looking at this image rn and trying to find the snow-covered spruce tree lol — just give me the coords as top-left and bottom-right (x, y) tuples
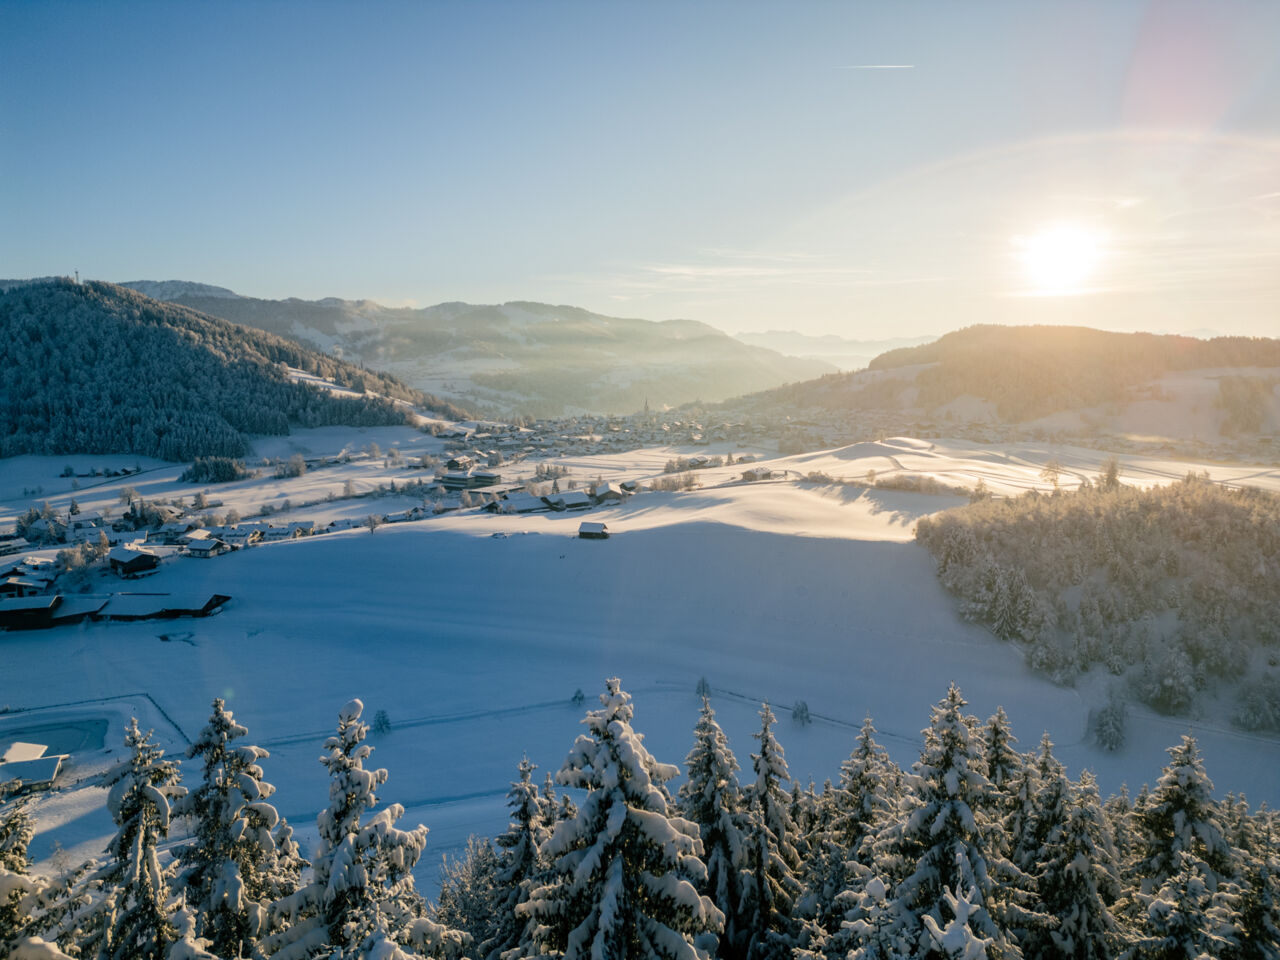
(1233, 808), (1280, 960)
(741, 703), (802, 960)
(0, 794), (34, 874)
(873, 684), (1033, 959)
(834, 716), (896, 861)
(799, 716), (899, 955)
(679, 696), (750, 960)
(540, 770), (579, 829)
(1021, 771), (1125, 960)
(1000, 757), (1041, 870)
(83, 718), (187, 960)
(175, 698), (292, 958)
(1009, 733), (1067, 876)
(435, 835), (502, 951)
(1102, 787), (1137, 883)
(1127, 850), (1239, 960)
(262, 698), (443, 960)
(982, 709), (1022, 801)
(520, 677), (722, 960)
(1, 795), (43, 949)
(15, 845), (99, 955)
(841, 874), (914, 960)
(479, 757), (548, 960)
(168, 901), (220, 960)
(1131, 736), (1233, 891)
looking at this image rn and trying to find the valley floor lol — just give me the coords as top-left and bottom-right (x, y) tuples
(2, 428), (1278, 894)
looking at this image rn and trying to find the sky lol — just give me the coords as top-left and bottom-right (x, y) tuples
(3, 0), (1279, 339)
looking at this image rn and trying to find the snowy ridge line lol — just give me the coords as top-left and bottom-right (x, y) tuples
(256, 697), (580, 749)
(0, 691), (191, 744)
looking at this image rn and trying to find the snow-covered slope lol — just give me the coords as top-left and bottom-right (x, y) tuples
(3, 430), (1277, 895)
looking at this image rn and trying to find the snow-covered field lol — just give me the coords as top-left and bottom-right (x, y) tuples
(3, 428), (1278, 895)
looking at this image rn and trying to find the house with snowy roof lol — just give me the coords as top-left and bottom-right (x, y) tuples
(68, 512), (104, 532)
(185, 537), (229, 558)
(591, 482), (629, 505)
(0, 741), (69, 792)
(384, 507), (427, 523)
(158, 520), (200, 544)
(493, 491), (548, 514)
(108, 545), (160, 577)
(544, 490), (593, 511)
(222, 529), (263, 550)
(0, 538), (32, 557)
(0, 577), (47, 599)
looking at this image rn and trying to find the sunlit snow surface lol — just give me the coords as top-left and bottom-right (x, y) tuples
(2, 429), (1277, 894)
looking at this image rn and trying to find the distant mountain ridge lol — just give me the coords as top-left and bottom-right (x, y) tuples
(119, 282), (836, 417)
(734, 329), (935, 371)
(121, 279), (243, 300)
(0, 279), (468, 461)
(739, 323), (1280, 442)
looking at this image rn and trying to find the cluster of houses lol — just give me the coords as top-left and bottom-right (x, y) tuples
(0, 556), (57, 599)
(483, 480), (635, 516)
(434, 413), (769, 462)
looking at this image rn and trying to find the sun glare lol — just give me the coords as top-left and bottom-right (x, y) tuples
(1013, 222), (1106, 295)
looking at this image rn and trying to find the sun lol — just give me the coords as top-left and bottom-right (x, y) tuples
(1013, 222), (1107, 295)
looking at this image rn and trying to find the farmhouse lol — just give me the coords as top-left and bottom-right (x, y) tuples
(591, 482), (630, 505)
(0, 595), (111, 630)
(578, 521), (609, 540)
(108, 545), (160, 577)
(544, 490), (592, 511)
(221, 529), (263, 550)
(0, 596), (62, 630)
(185, 538), (229, 558)
(0, 538), (32, 557)
(741, 466), (774, 482)
(384, 507), (427, 523)
(0, 742), (69, 792)
(158, 520), (199, 544)
(446, 455), (477, 471)
(68, 512), (104, 531)
(0, 577), (46, 599)
(105, 528), (149, 546)
(494, 491), (548, 514)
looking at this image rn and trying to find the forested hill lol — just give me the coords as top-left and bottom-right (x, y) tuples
(739, 324), (1280, 434)
(0, 279), (470, 461)
(120, 284), (836, 417)
(869, 324), (1280, 421)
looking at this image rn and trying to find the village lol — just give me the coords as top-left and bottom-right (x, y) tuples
(5, 387), (1273, 645)
(0, 409), (808, 656)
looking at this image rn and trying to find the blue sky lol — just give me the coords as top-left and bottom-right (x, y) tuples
(3, 1), (1279, 337)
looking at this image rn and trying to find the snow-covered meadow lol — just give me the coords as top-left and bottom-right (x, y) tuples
(2, 426), (1278, 893)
